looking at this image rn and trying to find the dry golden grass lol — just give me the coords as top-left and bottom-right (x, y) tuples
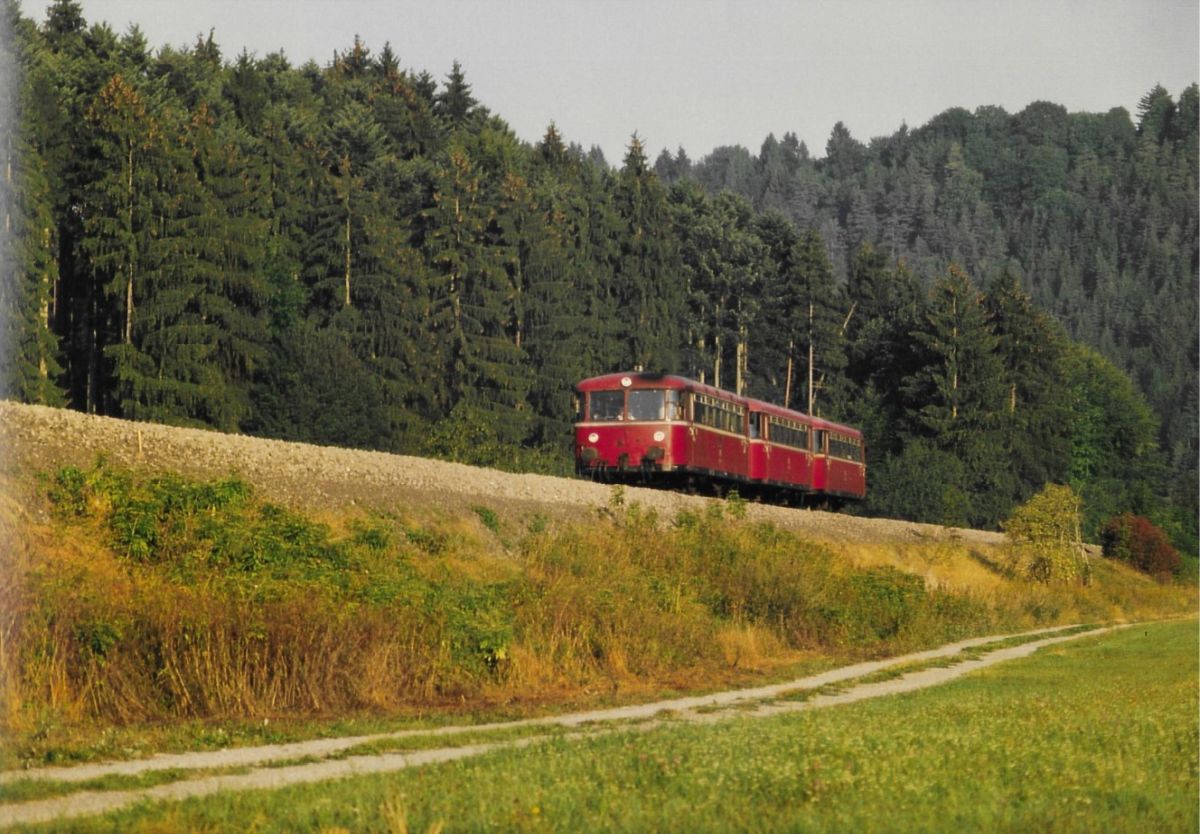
(824, 535), (1192, 627)
(714, 623), (786, 669)
(827, 539), (1010, 593)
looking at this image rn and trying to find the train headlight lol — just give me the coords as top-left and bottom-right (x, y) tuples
(653, 430), (665, 442)
(588, 432), (599, 443)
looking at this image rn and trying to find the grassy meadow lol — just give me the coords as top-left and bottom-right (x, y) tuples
(0, 462), (1193, 769)
(8, 619), (1195, 833)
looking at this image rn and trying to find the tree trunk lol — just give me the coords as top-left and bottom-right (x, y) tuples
(807, 303), (815, 415)
(784, 347), (793, 409)
(124, 141), (134, 344)
(735, 340), (744, 396)
(735, 332), (748, 397)
(343, 194), (352, 308)
(3, 131), (10, 234)
(950, 297), (958, 420)
(807, 336), (815, 415)
(38, 243), (51, 383)
(713, 333), (722, 390)
(87, 294), (98, 414)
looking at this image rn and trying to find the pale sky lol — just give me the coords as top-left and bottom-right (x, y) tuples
(52, 0), (1200, 162)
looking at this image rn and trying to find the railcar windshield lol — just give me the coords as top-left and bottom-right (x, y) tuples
(588, 390), (625, 421)
(628, 389), (666, 421)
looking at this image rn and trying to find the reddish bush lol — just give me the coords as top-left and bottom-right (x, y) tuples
(1099, 514), (1182, 581)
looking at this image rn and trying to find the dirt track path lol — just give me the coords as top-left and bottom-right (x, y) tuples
(0, 623), (1121, 828)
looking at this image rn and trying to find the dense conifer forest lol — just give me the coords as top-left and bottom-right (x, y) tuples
(1, 1), (1195, 547)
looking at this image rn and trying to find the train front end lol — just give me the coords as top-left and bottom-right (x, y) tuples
(573, 373), (686, 478)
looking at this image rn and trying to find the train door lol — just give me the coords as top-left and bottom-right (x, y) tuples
(812, 429), (828, 492)
(683, 391), (713, 473)
(746, 412), (764, 480)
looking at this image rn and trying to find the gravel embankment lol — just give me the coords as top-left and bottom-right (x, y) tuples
(0, 401), (1003, 546)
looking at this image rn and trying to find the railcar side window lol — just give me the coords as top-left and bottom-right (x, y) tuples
(749, 413), (760, 439)
(588, 390), (625, 421)
(693, 394), (745, 434)
(769, 418), (809, 450)
(829, 435), (863, 462)
(628, 389), (666, 421)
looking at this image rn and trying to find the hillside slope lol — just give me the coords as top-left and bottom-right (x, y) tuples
(0, 401), (1000, 547)
(3, 400), (1191, 775)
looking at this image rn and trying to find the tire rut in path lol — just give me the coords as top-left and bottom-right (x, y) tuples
(0, 623), (1120, 828)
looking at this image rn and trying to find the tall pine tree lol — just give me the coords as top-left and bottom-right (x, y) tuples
(903, 264), (1008, 525)
(611, 135), (682, 372)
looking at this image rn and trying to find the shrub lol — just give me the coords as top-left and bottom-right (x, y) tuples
(1099, 514), (1182, 581)
(1002, 484), (1089, 584)
(842, 567), (928, 641)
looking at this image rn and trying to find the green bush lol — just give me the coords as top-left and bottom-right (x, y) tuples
(842, 567), (928, 641)
(46, 465), (88, 517)
(1002, 484), (1089, 584)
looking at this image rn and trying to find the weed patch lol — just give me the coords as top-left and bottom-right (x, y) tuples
(1, 463), (1192, 766)
(469, 505), (501, 535)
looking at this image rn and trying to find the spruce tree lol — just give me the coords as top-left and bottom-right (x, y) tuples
(671, 187), (767, 394)
(1136, 84), (1175, 143)
(903, 264), (1008, 525)
(905, 266), (1000, 435)
(435, 60), (476, 128)
(421, 140), (530, 445)
(182, 107), (271, 429)
(611, 135), (682, 372)
(306, 97), (387, 313)
(984, 272), (1071, 501)
(42, 0), (84, 44)
(530, 123), (622, 388)
(2, 127), (67, 405)
(1, 8), (66, 404)
(754, 211), (847, 413)
(78, 73), (159, 416)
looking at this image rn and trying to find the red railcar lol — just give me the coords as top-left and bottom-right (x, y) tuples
(573, 372), (866, 504)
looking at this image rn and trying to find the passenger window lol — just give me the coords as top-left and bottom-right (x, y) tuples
(749, 414), (760, 439)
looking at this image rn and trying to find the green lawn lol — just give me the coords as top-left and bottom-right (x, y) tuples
(17, 620), (1199, 833)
